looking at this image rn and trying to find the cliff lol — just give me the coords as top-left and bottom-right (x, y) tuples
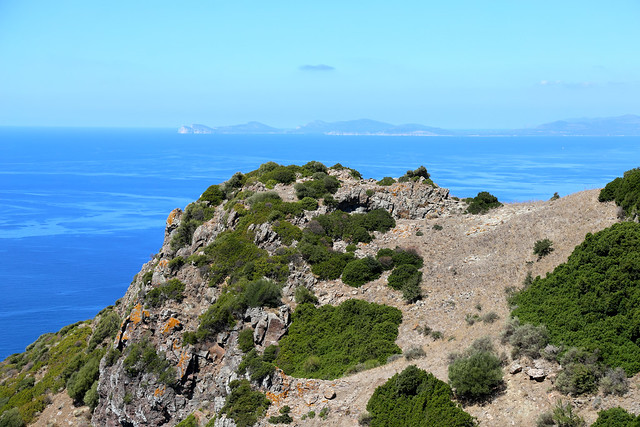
(1, 163), (639, 427)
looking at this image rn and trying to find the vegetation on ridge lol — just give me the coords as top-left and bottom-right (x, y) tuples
(512, 222), (640, 375)
(599, 168), (640, 218)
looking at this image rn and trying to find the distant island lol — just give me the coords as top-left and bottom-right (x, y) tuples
(179, 114), (640, 136)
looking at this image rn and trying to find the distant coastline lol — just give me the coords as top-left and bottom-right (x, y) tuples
(179, 114), (640, 137)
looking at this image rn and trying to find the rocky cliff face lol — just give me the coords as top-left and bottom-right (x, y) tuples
(91, 169), (457, 426)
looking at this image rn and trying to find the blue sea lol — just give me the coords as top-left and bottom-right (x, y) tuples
(1, 127), (639, 360)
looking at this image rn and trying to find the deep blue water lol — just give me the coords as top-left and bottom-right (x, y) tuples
(1, 127), (639, 360)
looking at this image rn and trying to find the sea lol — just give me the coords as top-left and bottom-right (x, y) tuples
(1, 127), (639, 360)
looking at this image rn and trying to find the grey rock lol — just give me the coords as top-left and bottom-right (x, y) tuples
(527, 368), (546, 381)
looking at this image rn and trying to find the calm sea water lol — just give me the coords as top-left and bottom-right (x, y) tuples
(1, 127), (639, 360)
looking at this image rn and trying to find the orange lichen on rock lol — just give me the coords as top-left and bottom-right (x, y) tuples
(129, 303), (149, 325)
(153, 386), (166, 398)
(167, 209), (179, 226)
(162, 317), (181, 334)
(158, 259), (168, 269)
(177, 350), (190, 378)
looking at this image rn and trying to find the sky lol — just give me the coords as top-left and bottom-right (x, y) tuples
(0, 1), (639, 129)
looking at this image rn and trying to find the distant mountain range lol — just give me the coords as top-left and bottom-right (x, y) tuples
(178, 115), (640, 136)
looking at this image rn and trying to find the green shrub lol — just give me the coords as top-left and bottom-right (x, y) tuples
(342, 257), (383, 287)
(398, 166), (431, 183)
(221, 379), (271, 427)
(84, 380), (99, 410)
(501, 318), (549, 359)
(537, 400), (585, 427)
(311, 252), (354, 280)
(377, 177), (396, 186)
(241, 279), (282, 308)
(298, 197), (319, 211)
(294, 287), (318, 305)
(366, 365), (476, 426)
(592, 407), (640, 427)
(0, 408), (25, 427)
(466, 192), (502, 214)
(404, 346), (426, 360)
(390, 247), (423, 268)
(276, 300), (402, 379)
(247, 191), (281, 205)
(294, 174), (340, 199)
(88, 310), (120, 350)
(448, 339), (503, 400)
(387, 264), (422, 302)
(238, 349), (276, 383)
(171, 201), (218, 249)
(269, 405), (293, 424)
(145, 279), (186, 307)
(168, 256), (185, 273)
(203, 232), (267, 285)
(123, 339), (176, 386)
(512, 222), (640, 375)
(555, 348), (602, 395)
(533, 239), (554, 258)
(67, 349), (104, 404)
(598, 168), (640, 218)
(238, 329), (255, 353)
(600, 367), (629, 396)
(273, 221), (302, 245)
(433, 224), (443, 230)
(200, 184), (224, 205)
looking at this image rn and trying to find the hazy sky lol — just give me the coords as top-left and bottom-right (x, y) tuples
(1, 1), (639, 128)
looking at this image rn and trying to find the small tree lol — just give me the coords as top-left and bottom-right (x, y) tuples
(448, 339), (503, 400)
(533, 239), (554, 259)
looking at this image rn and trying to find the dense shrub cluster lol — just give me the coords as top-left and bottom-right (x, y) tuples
(294, 172), (340, 199)
(598, 168), (640, 218)
(220, 379), (271, 427)
(276, 300), (402, 379)
(511, 222), (640, 375)
(238, 348), (277, 383)
(171, 201), (219, 249)
(145, 279), (186, 307)
(536, 400), (585, 427)
(377, 177), (396, 186)
(448, 338), (503, 400)
(66, 349), (105, 406)
(87, 308), (120, 350)
(366, 365), (476, 426)
(397, 166), (433, 186)
(268, 405), (293, 424)
(329, 163), (362, 179)
(554, 348), (603, 395)
(465, 192), (502, 214)
(342, 257), (383, 287)
(592, 407), (640, 427)
(501, 318), (549, 359)
(294, 286), (318, 305)
(377, 247), (424, 303)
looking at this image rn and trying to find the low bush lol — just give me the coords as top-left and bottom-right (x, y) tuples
(501, 318), (549, 359)
(238, 349), (276, 383)
(200, 184), (224, 205)
(592, 407), (640, 427)
(272, 221), (302, 245)
(533, 238), (554, 258)
(377, 177), (396, 186)
(66, 349), (104, 404)
(168, 256), (185, 273)
(294, 173), (340, 199)
(276, 299), (402, 379)
(366, 365), (476, 426)
(398, 166), (431, 183)
(465, 191), (502, 214)
(220, 379), (271, 427)
(294, 286), (318, 305)
(176, 414), (198, 427)
(342, 257), (383, 287)
(311, 252), (354, 280)
(238, 328), (255, 353)
(554, 348), (602, 395)
(404, 346), (426, 360)
(88, 309), (120, 350)
(600, 367), (629, 396)
(536, 400), (585, 427)
(268, 406), (293, 424)
(448, 338), (503, 400)
(387, 264), (422, 303)
(145, 279), (186, 307)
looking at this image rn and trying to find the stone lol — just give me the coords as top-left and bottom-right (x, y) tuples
(527, 368), (546, 382)
(509, 363), (522, 374)
(323, 387), (336, 400)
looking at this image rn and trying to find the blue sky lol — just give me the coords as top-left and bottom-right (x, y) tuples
(1, 1), (639, 128)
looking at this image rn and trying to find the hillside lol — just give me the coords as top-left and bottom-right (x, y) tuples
(1, 163), (639, 427)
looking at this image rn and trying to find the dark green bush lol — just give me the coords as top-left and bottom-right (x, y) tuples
(391, 247), (424, 268)
(145, 278), (186, 307)
(295, 286), (318, 305)
(537, 400), (585, 427)
(246, 191), (282, 205)
(387, 264), (422, 303)
(241, 279), (282, 308)
(238, 349), (276, 383)
(598, 168), (640, 217)
(311, 252), (354, 280)
(175, 414), (198, 427)
(221, 379), (271, 427)
(0, 408), (25, 427)
(366, 365), (476, 426)
(592, 407), (640, 427)
(273, 221), (302, 245)
(466, 191), (502, 214)
(171, 201), (218, 249)
(554, 348), (602, 395)
(600, 367), (629, 396)
(377, 177), (396, 186)
(200, 184), (224, 205)
(342, 257), (383, 287)
(268, 405), (293, 424)
(168, 256), (185, 273)
(298, 197), (319, 211)
(533, 239), (554, 258)
(511, 222), (640, 375)
(500, 318), (549, 359)
(276, 300), (402, 379)
(66, 349), (104, 403)
(84, 380), (99, 410)
(448, 339), (503, 400)
(294, 174), (340, 199)
(238, 328), (255, 353)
